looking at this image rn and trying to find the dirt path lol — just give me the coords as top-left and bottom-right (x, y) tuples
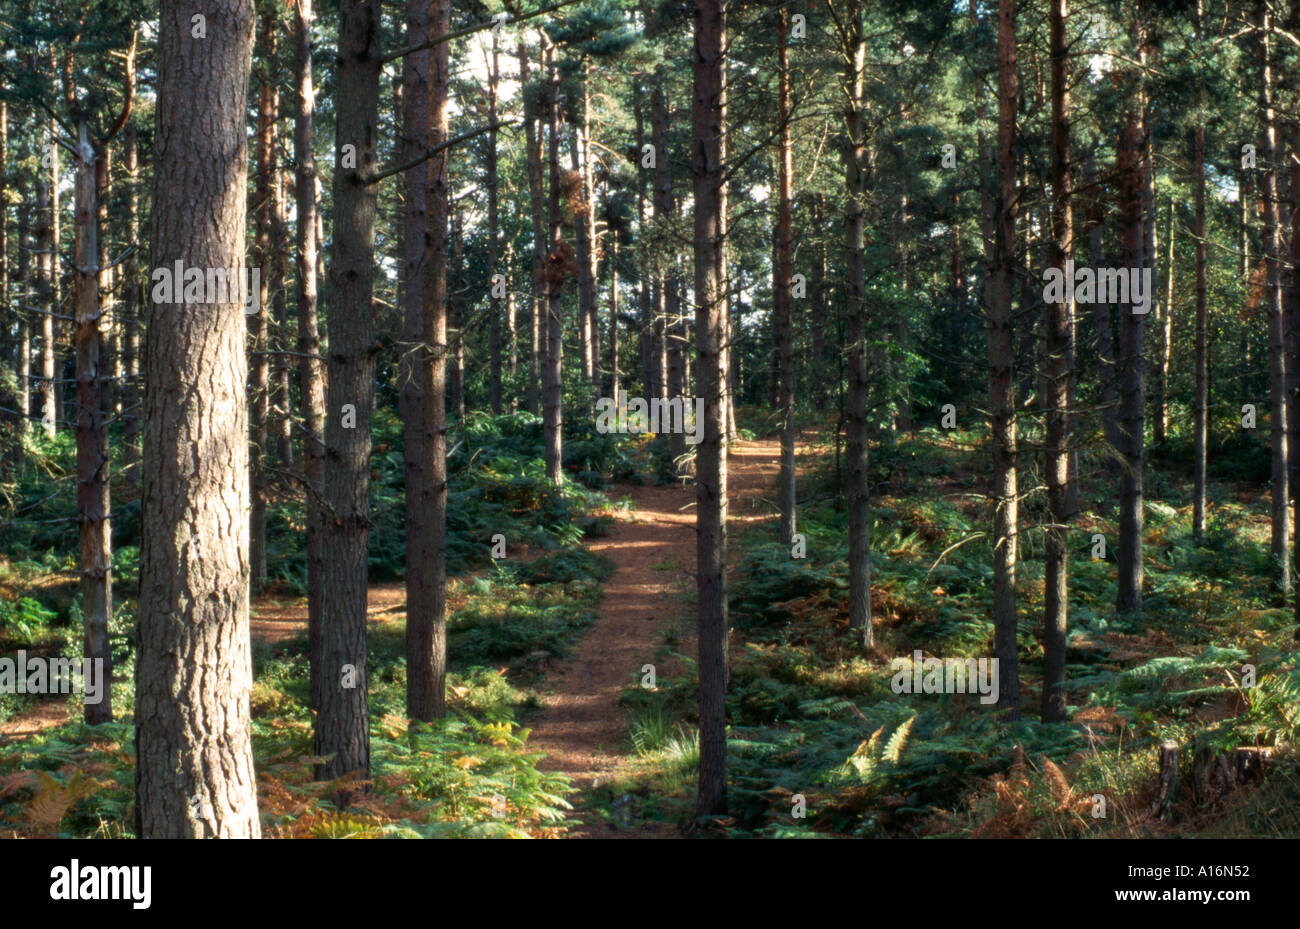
(528, 437), (782, 837)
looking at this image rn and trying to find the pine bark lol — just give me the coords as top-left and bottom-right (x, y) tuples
(315, 0), (382, 780)
(136, 0), (261, 837)
(693, 0), (729, 819)
(74, 123), (113, 726)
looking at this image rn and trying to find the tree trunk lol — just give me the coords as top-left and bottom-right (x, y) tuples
(520, 38), (546, 417)
(122, 120), (141, 487)
(987, 0), (1020, 716)
(1116, 103), (1146, 617)
(272, 167), (293, 470)
(449, 205), (465, 420)
(137, 0), (260, 837)
(487, 33), (503, 415)
(293, 0), (327, 714)
(1153, 201), (1173, 446)
(249, 15), (276, 592)
(403, 0), (450, 722)
(73, 123), (113, 727)
(542, 34), (565, 487)
(315, 0), (382, 781)
(1259, 0), (1290, 597)
(13, 200), (31, 471)
(844, 0), (873, 650)
(1042, 0), (1073, 724)
(1083, 150), (1121, 474)
(609, 230), (620, 401)
(693, 0), (729, 819)
(775, 9), (797, 547)
(1193, 0), (1208, 542)
(36, 142), (56, 437)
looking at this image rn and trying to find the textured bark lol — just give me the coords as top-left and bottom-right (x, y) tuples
(987, 0), (1020, 716)
(1259, 1), (1290, 596)
(1116, 103), (1146, 617)
(775, 9), (797, 547)
(315, 0), (382, 781)
(74, 123), (113, 726)
(1043, 0), (1073, 723)
(403, 0), (450, 721)
(844, 0), (872, 650)
(137, 0), (260, 838)
(293, 0), (326, 713)
(693, 0), (729, 819)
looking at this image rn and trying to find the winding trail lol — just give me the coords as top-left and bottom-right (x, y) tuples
(529, 437), (782, 837)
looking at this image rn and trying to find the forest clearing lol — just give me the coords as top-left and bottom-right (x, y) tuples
(0, 0), (1294, 902)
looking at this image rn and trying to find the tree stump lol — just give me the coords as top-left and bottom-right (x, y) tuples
(1151, 740), (1180, 819)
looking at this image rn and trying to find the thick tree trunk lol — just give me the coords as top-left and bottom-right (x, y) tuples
(693, 0), (729, 819)
(1043, 0), (1073, 723)
(315, 0), (382, 781)
(137, 0), (260, 837)
(987, 0), (1020, 716)
(775, 10), (797, 546)
(844, 0), (872, 650)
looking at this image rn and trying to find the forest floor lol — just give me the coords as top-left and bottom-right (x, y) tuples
(0, 438), (794, 838)
(527, 437), (791, 837)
